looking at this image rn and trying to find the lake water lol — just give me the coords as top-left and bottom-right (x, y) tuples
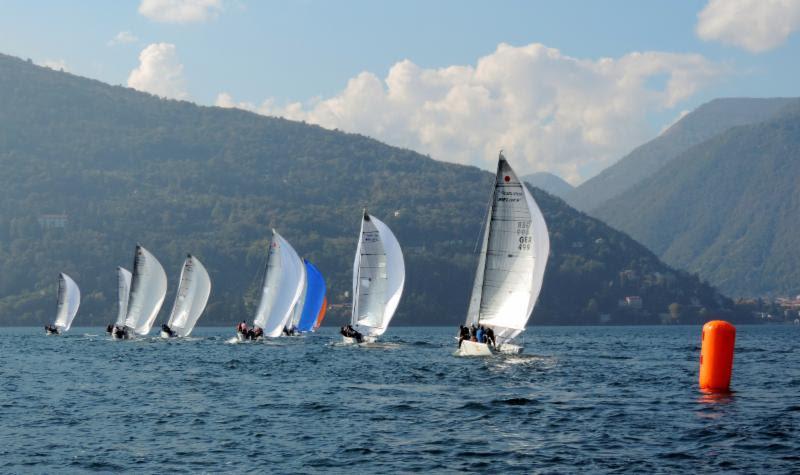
(1, 325), (798, 473)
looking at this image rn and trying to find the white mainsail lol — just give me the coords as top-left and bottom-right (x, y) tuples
(54, 273), (80, 332)
(166, 255), (212, 337)
(351, 212), (405, 337)
(124, 245), (168, 336)
(465, 153), (550, 346)
(115, 267), (132, 327)
(253, 230), (306, 337)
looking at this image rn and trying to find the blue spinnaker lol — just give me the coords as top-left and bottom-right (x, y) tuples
(296, 260), (326, 332)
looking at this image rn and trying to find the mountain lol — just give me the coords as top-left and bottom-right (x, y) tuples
(0, 53), (740, 326)
(568, 98), (796, 212)
(595, 99), (800, 297)
(521, 172), (574, 200)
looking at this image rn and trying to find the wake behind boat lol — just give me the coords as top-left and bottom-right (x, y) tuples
(456, 152), (550, 356)
(341, 210), (405, 345)
(45, 273), (80, 335)
(160, 254), (211, 338)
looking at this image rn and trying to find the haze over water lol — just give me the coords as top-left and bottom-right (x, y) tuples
(1, 325), (798, 473)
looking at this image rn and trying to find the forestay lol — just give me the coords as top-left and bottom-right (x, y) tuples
(296, 260), (326, 333)
(351, 212), (405, 337)
(465, 154), (550, 345)
(115, 267), (132, 327)
(166, 255), (212, 337)
(253, 230), (306, 337)
(54, 273), (80, 332)
(124, 245), (168, 336)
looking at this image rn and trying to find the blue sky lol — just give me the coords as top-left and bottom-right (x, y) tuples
(2, 0), (799, 182)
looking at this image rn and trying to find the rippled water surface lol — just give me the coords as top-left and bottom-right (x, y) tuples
(1, 325), (798, 473)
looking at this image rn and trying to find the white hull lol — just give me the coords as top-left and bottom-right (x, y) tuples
(160, 330), (175, 339)
(457, 340), (493, 356)
(457, 340), (523, 356)
(342, 336), (357, 345)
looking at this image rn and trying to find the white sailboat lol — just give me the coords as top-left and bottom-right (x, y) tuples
(345, 211), (405, 344)
(46, 273), (80, 335)
(108, 267), (131, 337)
(240, 229), (305, 340)
(161, 254), (211, 338)
(458, 152), (550, 356)
(121, 245), (168, 338)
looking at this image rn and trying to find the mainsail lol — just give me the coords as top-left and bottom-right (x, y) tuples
(166, 255), (212, 337)
(115, 267), (132, 327)
(54, 273), (80, 332)
(124, 245), (168, 336)
(465, 153), (550, 345)
(252, 230), (306, 337)
(296, 260), (326, 333)
(351, 212), (405, 337)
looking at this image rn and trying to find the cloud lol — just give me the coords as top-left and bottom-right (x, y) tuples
(216, 43), (722, 183)
(40, 59), (68, 72)
(138, 0), (223, 23)
(697, 0), (800, 52)
(127, 43), (188, 99)
(108, 31), (138, 46)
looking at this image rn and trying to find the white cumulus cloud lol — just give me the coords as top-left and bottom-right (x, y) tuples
(127, 43), (188, 100)
(108, 31), (138, 46)
(216, 43), (722, 183)
(697, 0), (800, 52)
(138, 0), (223, 23)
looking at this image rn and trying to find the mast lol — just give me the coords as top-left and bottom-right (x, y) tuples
(350, 209), (367, 326)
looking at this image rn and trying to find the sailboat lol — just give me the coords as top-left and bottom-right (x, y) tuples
(345, 211), (405, 344)
(161, 255), (211, 338)
(107, 267), (131, 337)
(284, 263), (308, 335)
(293, 259), (327, 333)
(458, 152), (550, 356)
(239, 229), (305, 341)
(119, 245), (168, 339)
(46, 273), (80, 335)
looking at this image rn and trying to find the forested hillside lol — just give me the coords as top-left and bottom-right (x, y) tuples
(0, 53), (740, 326)
(596, 100), (800, 297)
(568, 98), (795, 212)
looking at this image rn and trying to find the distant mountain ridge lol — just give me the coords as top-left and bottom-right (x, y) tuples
(595, 99), (800, 297)
(521, 172), (574, 200)
(0, 52), (739, 326)
(568, 97), (797, 211)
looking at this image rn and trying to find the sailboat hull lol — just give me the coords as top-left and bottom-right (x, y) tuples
(457, 340), (493, 356)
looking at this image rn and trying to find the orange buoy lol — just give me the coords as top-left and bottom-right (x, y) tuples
(699, 320), (736, 391)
